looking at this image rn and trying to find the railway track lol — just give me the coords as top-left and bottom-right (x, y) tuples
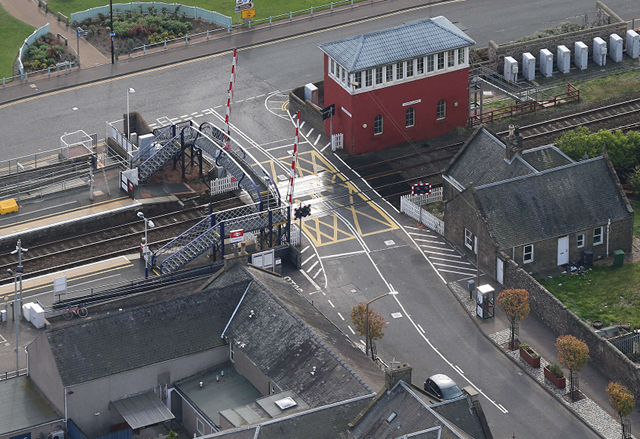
(496, 97), (640, 140)
(0, 197), (243, 282)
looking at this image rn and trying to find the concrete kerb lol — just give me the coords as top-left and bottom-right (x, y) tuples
(0, 0), (458, 107)
(444, 281), (607, 439)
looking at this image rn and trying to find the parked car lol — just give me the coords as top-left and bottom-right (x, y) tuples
(424, 374), (463, 400)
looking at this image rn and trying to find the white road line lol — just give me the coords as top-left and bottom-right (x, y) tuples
(438, 268), (477, 275)
(246, 96), (255, 100)
(348, 326), (355, 335)
(236, 99), (244, 103)
(456, 275), (477, 283)
(432, 263), (477, 272)
(194, 114), (203, 118)
(408, 232), (436, 237)
(321, 142), (331, 152)
(266, 143), (296, 152)
(314, 133), (322, 145)
(327, 299), (335, 308)
(429, 257), (471, 264)
(256, 93), (266, 98)
(498, 404), (508, 414)
(453, 365), (465, 375)
(306, 128), (314, 137)
(301, 264), (324, 293)
(191, 112), (199, 115)
(301, 245), (310, 253)
(306, 260), (319, 273)
(321, 250), (366, 259)
(414, 239), (446, 244)
(337, 312), (345, 321)
(299, 121), (306, 129)
(420, 245), (455, 251)
(302, 255), (315, 266)
(180, 114), (188, 118)
(313, 268), (322, 279)
(405, 226), (424, 231)
(214, 105), (223, 109)
(420, 250), (462, 258)
(417, 324), (426, 334)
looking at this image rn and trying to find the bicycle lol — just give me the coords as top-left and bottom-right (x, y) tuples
(63, 304), (88, 320)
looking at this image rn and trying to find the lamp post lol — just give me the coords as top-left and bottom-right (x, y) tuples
(137, 212), (154, 278)
(16, 162), (24, 204)
(7, 269), (18, 374)
(110, 0), (114, 64)
(127, 88), (135, 140)
(365, 291), (398, 360)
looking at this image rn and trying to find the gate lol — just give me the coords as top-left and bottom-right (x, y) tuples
(331, 133), (343, 151)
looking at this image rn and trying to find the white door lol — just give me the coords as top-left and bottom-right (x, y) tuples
(557, 236), (569, 265)
(496, 258), (504, 285)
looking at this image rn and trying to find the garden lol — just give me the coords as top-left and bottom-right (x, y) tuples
(21, 33), (76, 72)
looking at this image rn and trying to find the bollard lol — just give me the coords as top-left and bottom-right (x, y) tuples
(48, 66), (51, 76)
(2, 78), (4, 86)
(269, 16), (272, 24)
(351, 0), (353, 5)
(25, 71), (28, 80)
(290, 11), (292, 20)
(185, 34), (188, 45)
(227, 25), (230, 33)
(143, 44), (146, 54)
(331, 2), (333, 11)
(248, 19), (251, 29)
(311, 6), (313, 14)
(164, 40), (167, 49)
(207, 29), (209, 39)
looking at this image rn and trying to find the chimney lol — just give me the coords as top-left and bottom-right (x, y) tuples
(385, 363), (412, 389)
(505, 124), (523, 161)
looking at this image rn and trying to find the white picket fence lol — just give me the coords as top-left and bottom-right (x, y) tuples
(331, 133), (344, 152)
(290, 223), (301, 246)
(211, 175), (238, 195)
(400, 194), (445, 235)
(414, 186), (442, 204)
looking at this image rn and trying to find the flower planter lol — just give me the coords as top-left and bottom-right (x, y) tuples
(519, 347), (540, 368)
(544, 366), (566, 389)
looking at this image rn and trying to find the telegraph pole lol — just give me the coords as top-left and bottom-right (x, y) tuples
(110, 0), (115, 64)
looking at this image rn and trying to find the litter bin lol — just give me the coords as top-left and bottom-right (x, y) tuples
(614, 250), (625, 267)
(467, 280), (476, 291)
(582, 250), (594, 267)
(0, 309), (6, 322)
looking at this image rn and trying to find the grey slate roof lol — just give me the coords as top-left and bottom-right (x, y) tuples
(219, 265), (374, 408)
(0, 376), (62, 436)
(474, 157), (633, 249)
(46, 284), (244, 387)
(318, 16), (475, 72)
(445, 128), (574, 189)
(111, 392), (175, 430)
(349, 382), (465, 439)
(431, 398), (488, 439)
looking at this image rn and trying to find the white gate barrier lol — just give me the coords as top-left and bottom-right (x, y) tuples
(290, 223), (301, 246)
(331, 133), (344, 151)
(400, 194), (445, 235)
(211, 175), (239, 195)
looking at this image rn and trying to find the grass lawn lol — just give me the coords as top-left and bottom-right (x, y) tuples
(539, 262), (640, 328)
(571, 68), (640, 103)
(633, 200), (640, 239)
(47, 0), (366, 23)
(0, 4), (34, 79)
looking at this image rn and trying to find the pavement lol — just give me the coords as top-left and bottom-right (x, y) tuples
(0, 0), (108, 69)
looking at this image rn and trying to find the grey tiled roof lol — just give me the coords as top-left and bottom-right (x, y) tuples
(349, 382), (464, 439)
(220, 265), (373, 408)
(522, 146), (572, 171)
(474, 157), (633, 249)
(318, 16), (474, 72)
(47, 284), (243, 387)
(431, 398), (488, 439)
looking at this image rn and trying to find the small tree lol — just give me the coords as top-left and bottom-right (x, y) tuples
(606, 382), (635, 439)
(351, 303), (386, 360)
(496, 289), (530, 350)
(556, 335), (590, 401)
(166, 431), (178, 439)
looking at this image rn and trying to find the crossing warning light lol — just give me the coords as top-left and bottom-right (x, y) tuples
(411, 183), (432, 196)
(294, 204), (311, 220)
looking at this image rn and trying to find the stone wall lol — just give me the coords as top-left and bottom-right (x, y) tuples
(288, 81), (325, 136)
(503, 258), (640, 397)
(488, 2), (627, 72)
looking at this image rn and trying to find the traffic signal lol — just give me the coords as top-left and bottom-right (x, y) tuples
(206, 203), (213, 215)
(294, 204), (311, 220)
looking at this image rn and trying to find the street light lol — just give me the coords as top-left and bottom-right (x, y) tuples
(365, 291), (398, 360)
(127, 88), (135, 141)
(7, 268), (18, 375)
(137, 212), (154, 278)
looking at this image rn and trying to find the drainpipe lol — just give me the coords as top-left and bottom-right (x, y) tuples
(606, 218), (611, 257)
(64, 387), (68, 423)
(24, 347), (28, 376)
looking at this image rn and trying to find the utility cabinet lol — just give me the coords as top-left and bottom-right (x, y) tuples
(522, 53), (535, 80)
(593, 37), (607, 66)
(504, 56), (518, 82)
(557, 45), (570, 74)
(609, 34), (623, 62)
(304, 83), (319, 105)
(539, 49), (553, 78)
(574, 41), (588, 70)
(627, 30), (639, 59)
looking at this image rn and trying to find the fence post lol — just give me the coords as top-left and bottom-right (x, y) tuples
(143, 44), (146, 54)
(164, 40), (167, 49)
(269, 16), (272, 24)
(227, 25), (230, 33)
(290, 11), (292, 20)
(311, 6), (313, 15)
(2, 78), (4, 86)
(248, 19), (251, 28)
(207, 29), (209, 39)
(351, 0), (354, 6)
(185, 34), (188, 45)
(331, 2), (333, 11)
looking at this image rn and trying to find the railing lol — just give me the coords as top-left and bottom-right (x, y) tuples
(127, 0), (373, 57)
(610, 331), (640, 356)
(70, 2), (232, 27)
(107, 120), (136, 156)
(468, 82), (579, 126)
(2, 60), (75, 87)
(400, 194), (444, 235)
(0, 368), (28, 381)
(0, 146), (85, 178)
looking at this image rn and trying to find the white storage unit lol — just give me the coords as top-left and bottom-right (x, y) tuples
(522, 53), (535, 80)
(504, 56), (518, 82)
(557, 45), (570, 74)
(304, 83), (319, 105)
(593, 37), (607, 66)
(539, 49), (553, 78)
(22, 302), (33, 322)
(626, 30), (639, 59)
(574, 41), (588, 70)
(30, 303), (45, 329)
(609, 34), (623, 62)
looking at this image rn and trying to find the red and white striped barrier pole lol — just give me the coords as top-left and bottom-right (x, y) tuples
(287, 111), (300, 205)
(224, 48), (237, 152)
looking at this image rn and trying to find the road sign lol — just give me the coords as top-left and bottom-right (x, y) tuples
(322, 104), (335, 121)
(242, 8), (256, 18)
(76, 28), (88, 38)
(411, 182), (432, 196)
(235, 0), (254, 11)
(230, 229), (244, 244)
(294, 205), (312, 220)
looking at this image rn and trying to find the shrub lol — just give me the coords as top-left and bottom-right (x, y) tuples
(549, 363), (564, 378)
(519, 343), (529, 351)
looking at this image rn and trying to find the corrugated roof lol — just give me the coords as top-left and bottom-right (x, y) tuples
(111, 392), (174, 430)
(0, 376), (62, 436)
(318, 16), (475, 72)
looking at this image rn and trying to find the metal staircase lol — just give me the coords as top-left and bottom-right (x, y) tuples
(152, 203), (290, 274)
